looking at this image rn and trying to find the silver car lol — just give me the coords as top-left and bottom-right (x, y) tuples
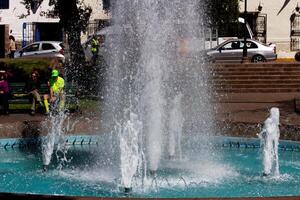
(15, 41), (65, 62)
(206, 39), (277, 63)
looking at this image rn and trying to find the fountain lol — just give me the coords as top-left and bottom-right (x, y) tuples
(168, 93), (183, 160)
(42, 107), (68, 171)
(2, 0), (300, 199)
(102, 0), (216, 191)
(258, 107), (280, 176)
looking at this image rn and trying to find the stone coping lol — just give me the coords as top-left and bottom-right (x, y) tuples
(0, 193), (299, 200)
(0, 135), (300, 151)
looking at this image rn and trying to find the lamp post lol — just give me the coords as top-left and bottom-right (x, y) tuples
(242, 0), (248, 63)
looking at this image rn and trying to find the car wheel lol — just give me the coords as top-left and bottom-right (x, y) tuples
(252, 55), (266, 63)
(295, 51), (300, 61)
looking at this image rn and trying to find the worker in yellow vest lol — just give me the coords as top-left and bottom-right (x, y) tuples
(43, 69), (65, 114)
(91, 35), (99, 65)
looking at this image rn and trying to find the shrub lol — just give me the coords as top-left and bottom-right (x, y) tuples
(0, 58), (50, 82)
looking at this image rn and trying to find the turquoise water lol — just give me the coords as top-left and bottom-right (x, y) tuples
(0, 142), (300, 198)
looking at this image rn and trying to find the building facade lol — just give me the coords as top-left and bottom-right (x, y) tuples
(240, 0), (300, 55)
(0, 0), (109, 58)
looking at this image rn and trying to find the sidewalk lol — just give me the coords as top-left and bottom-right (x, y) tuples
(215, 92), (300, 125)
(0, 113), (101, 138)
(0, 92), (299, 139)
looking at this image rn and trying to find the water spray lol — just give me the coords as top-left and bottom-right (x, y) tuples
(258, 107), (280, 176)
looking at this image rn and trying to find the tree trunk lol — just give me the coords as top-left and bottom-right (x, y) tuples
(57, 0), (86, 87)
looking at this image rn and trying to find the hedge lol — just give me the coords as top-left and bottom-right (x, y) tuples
(0, 58), (51, 82)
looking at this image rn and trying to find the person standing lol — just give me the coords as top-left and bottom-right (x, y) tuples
(9, 35), (16, 59)
(91, 36), (99, 65)
(0, 71), (9, 115)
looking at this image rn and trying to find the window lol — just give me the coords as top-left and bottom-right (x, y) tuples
(0, 0), (9, 9)
(222, 41), (241, 50)
(24, 44), (40, 52)
(238, 41), (258, 49)
(103, 0), (110, 10)
(42, 43), (55, 50)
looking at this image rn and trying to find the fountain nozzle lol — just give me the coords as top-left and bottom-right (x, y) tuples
(42, 165), (48, 172)
(149, 170), (157, 177)
(262, 172), (269, 177)
(124, 187), (132, 194)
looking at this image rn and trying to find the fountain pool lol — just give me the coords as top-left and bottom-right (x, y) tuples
(4, 0), (298, 199)
(0, 135), (300, 198)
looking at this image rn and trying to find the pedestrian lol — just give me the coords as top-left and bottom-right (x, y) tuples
(91, 35), (100, 65)
(0, 71), (9, 115)
(43, 69), (65, 115)
(49, 58), (64, 77)
(26, 70), (43, 115)
(9, 35), (16, 59)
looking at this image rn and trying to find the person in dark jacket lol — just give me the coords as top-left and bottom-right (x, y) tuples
(26, 70), (42, 115)
(0, 71), (9, 115)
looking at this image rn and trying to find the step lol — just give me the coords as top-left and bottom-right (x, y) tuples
(211, 80), (300, 84)
(212, 72), (300, 76)
(215, 88), (300, 93)
(211, 67), (300, 72)
(212, 75), (300, 80)
(211, 63), (300, 68)
(213, 84), (300, 89)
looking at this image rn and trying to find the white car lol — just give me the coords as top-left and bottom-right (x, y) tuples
(206, 39), (277, 63)
(15, 41), (65, 62)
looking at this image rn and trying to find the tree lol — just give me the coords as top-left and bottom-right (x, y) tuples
(201, 0), (240, 29)
(102, 0), (239, 30)
(21, 0), (92, 85)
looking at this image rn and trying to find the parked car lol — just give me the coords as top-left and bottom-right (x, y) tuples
(15, 41), (65, 62)
(206, 39), (277, 63)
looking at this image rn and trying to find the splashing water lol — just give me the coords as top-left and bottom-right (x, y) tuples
(117, 111), (142, 189)
(102, 0), (216, 189)
(258, 107), (280, 176)
(168, 93), (184, 160)
(42, 110), (68, 168)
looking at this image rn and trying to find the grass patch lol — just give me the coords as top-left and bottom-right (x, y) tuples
(8, 98), (99, 112)
(9, 104), (31, 110)
(78, 98), (100, 112)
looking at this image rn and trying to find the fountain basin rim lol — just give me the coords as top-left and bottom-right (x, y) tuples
(0, 135), (299, 151)
(0, 192), (300, 200)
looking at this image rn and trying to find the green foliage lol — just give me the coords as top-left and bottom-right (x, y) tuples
(202, 0), (240, 28)
(0, 58), (50, 82)
(48, 0), (92, 33)
(101, 0), (239, 30)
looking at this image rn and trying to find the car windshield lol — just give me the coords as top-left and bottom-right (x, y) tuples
(23, 43), (39, 52)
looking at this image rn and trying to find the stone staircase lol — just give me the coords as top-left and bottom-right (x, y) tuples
(211, 63), (300, 93)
